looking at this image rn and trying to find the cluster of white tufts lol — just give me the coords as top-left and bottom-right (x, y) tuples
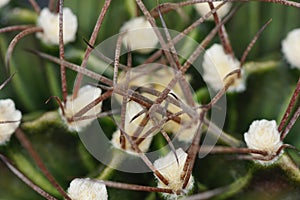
(67, 178), (108, 200)
(36, 7), (78, 45)
(154, 148), (194, 199)
(120, 16), (159, 54)
(0, 0), (9, 8)
(194, 2), (232, 21)
(282, 28), (300, 69)
(116, 66), (198, 144)
(0, 99), (22, 145)
(202, 44), (245, 92)
(244, 119), (283, 165)
(59, 85), (102, 132)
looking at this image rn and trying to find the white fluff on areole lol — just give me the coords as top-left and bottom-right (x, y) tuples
(0, 99), (22, 145)
(59, 85), (102, 132)
(120, 16), (159, 54)
(244, 119), (283, 165)
(67, 178), (108, 200)
(282, 28), (300, 69)
(36, 7), (78, 45)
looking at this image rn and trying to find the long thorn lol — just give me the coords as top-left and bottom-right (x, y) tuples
(89, 83), (113, 91)
(83, 39), (127, 70)
(0, 25), (34, 34)
(161, 129), (179, 165)
(0, 73), (15, 90)
(102, 180), (176, 194)
(27, 50), (113, 86)
(71, 109), (119, 122)
(171, 0), (300, 9)
(73, 0), (112, 98)
(236, 154), (277, 162)
(157, 5), (196, 106)
(15, 129), (71, 200)
(135, 109), (186, 145)
(131, 112), (150, 139)
(113, 33), (124, 87)
(145, 2), (237, 65)
(48, 0), (56, 12)
(132, 85), (196, 119)
(182, 111), (205, 189)
(276, 144), (296, 155)
(150, 3), (179, 18)
(27, 50), (183, 125)
(240, 19), (272, 68)
(58, 0), (67, 104)
(127, 18), (226, 144)
(72, 90), (113, 119)
(281, 106), (300, 140)
(29, 50), (183, 124)
(28, 0), (41, 13)
(202, 69), (240, 110)
(119, 126), (170, 186)
(45, 96), (65, 116)
(185, 184), (231, 200)
(0, 154), (57, 200)
(136, 0), (196, 110)
(5, 27), (43, 71)
(208, 2), (233, 55)
(137, 0), (198, 109)
(119, 50), (132, 150)
(278, 77), (300, 133)
(157, 5), (181, 71)
(0, 120), (20, 124)
(199, 145), (268, 156)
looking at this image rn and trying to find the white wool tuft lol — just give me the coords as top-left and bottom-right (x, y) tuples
(67, 178), (108, 200)
(282, 28), (300, 69)
(59, 85), (102, 132)
(120, 16), (158, 54)
(0, 99), (21, 145)
(154, 148), (194, 199)
(202, 44), (245, 92)
(244, 119), (283, 165)
(36, 7), (78, 45)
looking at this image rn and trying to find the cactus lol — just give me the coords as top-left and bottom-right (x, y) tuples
(0, 0), (300, 199)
